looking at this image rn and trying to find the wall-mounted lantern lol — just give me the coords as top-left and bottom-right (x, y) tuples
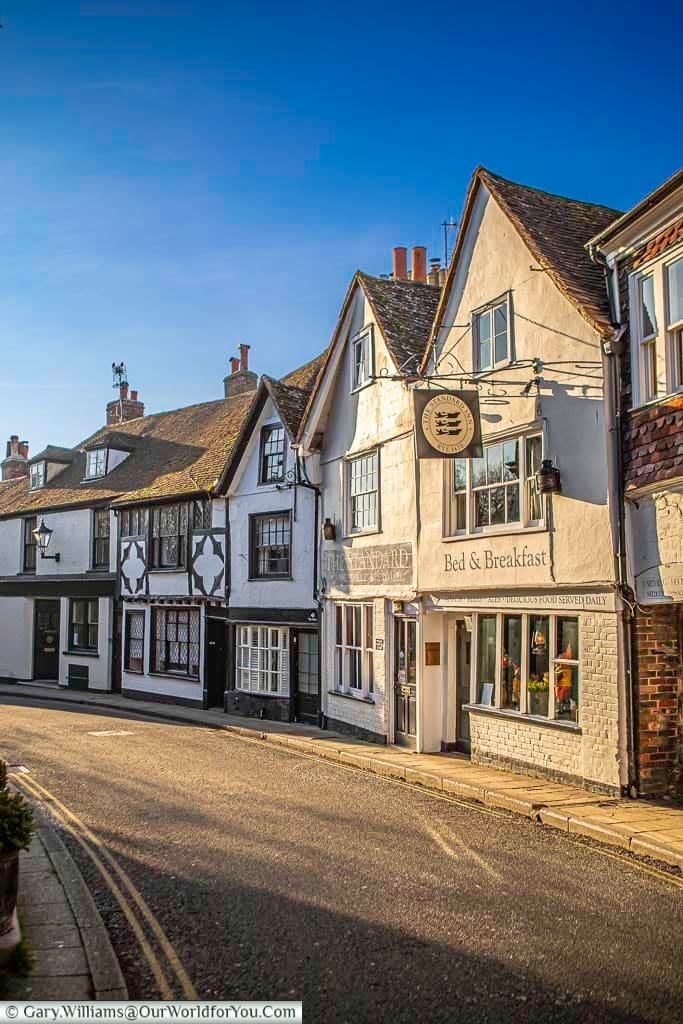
(32, 519), (60, 563)
(322, 518), (336, 541)
(536, 459), (561, 495)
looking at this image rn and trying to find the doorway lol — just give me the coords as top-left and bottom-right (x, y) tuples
(33, 600), (60, 681)
(394, 617), (417, 748)
(292, 630), (320, 724)
(455, 620), (472, 753)
(205, 618), (227, 708)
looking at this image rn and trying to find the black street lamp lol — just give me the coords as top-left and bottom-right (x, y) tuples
(32, 519), (60, 563)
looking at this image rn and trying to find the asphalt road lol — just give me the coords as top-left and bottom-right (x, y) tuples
(2, 697), (682, 1022)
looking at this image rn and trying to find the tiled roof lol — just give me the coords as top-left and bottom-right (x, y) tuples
(29, 445), (76, 465)
(264, 351), (328, 437)
(0, 391), (256, 518)
(633, 215), (683, 269)
(359, 273), (441, 371)
(479, 168), (621, 335)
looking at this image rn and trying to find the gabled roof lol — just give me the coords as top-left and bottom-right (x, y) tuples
(0, 391), (256, 518)
(359, 273), (441, 371)
(83, 431), (137, 453)
(29, 445), (76, 466)
(217, 351), (327, 492)
(297, 270), (441, 444)
(424, 168), (622, 367)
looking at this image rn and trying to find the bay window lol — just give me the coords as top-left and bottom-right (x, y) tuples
(236, 626), (289, 695)
(333, 603), (374, 697)
(630, 251), (683, 404)
(447, 431), (543, 536)
(472, 612), (580, 724)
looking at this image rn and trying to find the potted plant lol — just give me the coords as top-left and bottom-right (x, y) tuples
(528, 676), (549, 716)
(0, 765), (34, 937)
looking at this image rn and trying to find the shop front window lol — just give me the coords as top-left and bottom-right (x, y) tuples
(473, 612), (580, 725)
(501, 615), (522, 710)
(477, 616), (496, 705)
(553, 617), (579, 722)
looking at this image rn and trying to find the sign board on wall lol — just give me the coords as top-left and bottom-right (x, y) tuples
(323, 543), (413, 586)
(414, 389), (483, 459)
(635, 563), (683, 604)
(425, 590), (619, 613)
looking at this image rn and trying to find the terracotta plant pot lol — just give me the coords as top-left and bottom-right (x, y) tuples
(0, 850), (19, 936)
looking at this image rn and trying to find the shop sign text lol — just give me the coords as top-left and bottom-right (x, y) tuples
(445, 545), (548, 573)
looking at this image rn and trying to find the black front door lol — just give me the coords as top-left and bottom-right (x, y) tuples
(394, 618), (417, 747)
(111, 602), (123, 693)
(456, 620), (472, 753)
(292, 630), (320, 724)
(33, 600), (60, 680)
(205, 618), (227, 708)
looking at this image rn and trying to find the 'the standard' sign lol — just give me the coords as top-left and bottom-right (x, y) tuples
(414, 389), (483, 458)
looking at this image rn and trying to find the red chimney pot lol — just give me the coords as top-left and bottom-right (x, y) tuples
(392, 247), (408, 281)
(411, 246), (427, 283)
(131, 390), (138, 401)
(239, 344), (250, 372)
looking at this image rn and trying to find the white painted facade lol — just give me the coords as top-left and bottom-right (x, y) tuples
(418, 185), (625, 792)
(0, 504), (117, 689)
(301, 280), (424, 743)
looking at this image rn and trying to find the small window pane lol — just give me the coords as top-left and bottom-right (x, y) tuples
(486, 444), (502, 484)
(640, 276), (657, 339)
(528, 616), (550, 717)
(489, 487), (506, 525)
(472, 457), (486, 488)
(503, 440), (519, 480)
(477, 616), (497, 705)
(453, 459), (467, 493)
(475, 489), (489, 528)
(668, 258), (683, 326)
(494, 304), (508, 363)
(555, 617), (579, 722)
(501, 616), (522, 710)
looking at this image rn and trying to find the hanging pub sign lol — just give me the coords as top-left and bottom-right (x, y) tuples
(413, 389), (483, 459)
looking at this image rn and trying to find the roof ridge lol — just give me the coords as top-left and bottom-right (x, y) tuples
(478, 166), (622, 217)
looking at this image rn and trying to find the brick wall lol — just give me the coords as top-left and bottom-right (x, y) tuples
(470, 610), (622, 793)
(632, 604), (683, 796)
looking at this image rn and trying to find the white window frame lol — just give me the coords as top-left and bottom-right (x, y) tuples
(350, 327), (374, 392)
(472, 294), (512, 372)
(629, 244), (683, 407)
(345, 448), (379, 536)
(29, 462), (46, 490)
(86, 448), (108, 479)
(235, 625), (289, 696)
(469, 610), (580, 725)
(333, 602), (374, 699)
(445, 429), (544, 538)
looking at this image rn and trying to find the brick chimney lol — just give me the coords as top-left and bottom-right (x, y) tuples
(1, 435), (30, 481)
(106, 386), (145, 425)
(224, 345), (258, 398)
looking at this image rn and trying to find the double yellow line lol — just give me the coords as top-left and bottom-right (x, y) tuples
(14, 773), (197, 1000)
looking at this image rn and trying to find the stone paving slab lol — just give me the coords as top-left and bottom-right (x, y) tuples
(10, 818), (128, 1000)
(4, 681), (683, 874)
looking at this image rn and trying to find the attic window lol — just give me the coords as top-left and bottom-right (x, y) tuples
(351, 328), (374, 391)
(473, 296), (511, 371)
(29, 462), (46, 490)
(86, 449), (108, 479)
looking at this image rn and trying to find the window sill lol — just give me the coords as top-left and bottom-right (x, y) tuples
(442, 523), (547, 543)
(147, 567), (187, 574)
(234, 689), (286, 699)
(343, 528), (381, 541)
(629, 390), (683, 414)
(465, 703), (581, 733)
(87, 568), (112, 575)
(63, 649), (99, 659)
(147, 671), (200, 683)
(248, 575), (293, 582)
(327, 689), (375, 705)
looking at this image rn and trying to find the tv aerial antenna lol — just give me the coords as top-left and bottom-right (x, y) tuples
(112, 362), (128, 391)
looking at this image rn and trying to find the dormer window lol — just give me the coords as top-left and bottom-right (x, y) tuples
(29, 462), (46, 490)
(86, 449), (108, 479)
(351, 329), (374, 391)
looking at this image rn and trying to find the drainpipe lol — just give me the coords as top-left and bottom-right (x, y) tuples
(590, 245), (638, 796)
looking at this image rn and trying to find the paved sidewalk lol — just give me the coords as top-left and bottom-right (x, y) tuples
(8, 807), (127, 1000)
(3, 681), (683, 872)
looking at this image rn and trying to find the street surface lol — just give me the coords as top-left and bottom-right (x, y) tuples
(2, 697), (682, 1022)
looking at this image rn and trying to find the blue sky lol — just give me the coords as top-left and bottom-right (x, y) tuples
(1, 1), (681, 454)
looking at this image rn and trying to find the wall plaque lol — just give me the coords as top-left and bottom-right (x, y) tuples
(425, 642), (440, 666)
(323, 543), (413, 586)
(414, 389), (483, 459)
(375, 638), (385, 651)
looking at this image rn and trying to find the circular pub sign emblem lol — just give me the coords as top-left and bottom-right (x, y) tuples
(421, 393), (475, 455)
